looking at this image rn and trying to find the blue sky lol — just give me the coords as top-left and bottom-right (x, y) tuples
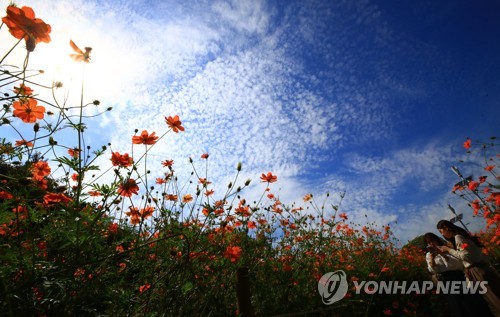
(3, 0), (499, 243)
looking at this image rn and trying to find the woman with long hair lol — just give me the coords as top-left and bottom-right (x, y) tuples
(437, 220), (500, 316)
(425, 232), (492, 316)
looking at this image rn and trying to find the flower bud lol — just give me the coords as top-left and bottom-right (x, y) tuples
(26, 36), (36, 52)
(33, 123), (39, 132)
(237, 162), (242, 171)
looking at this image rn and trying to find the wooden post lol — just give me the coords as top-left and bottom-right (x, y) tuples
(236, 267), (254, 317)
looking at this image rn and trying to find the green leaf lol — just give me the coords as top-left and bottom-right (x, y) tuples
(53, 156), (78, 169)
(182, 281), (193, 294)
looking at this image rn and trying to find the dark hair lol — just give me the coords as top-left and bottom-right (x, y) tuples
(436, 220), (482, 248)
(424, 232), (445, 247)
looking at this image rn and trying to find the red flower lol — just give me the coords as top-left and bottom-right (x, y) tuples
(126, 206), (155, 224)
(162, 159), (174, 167)
(111, 152), (133, 167)
(165, 115), (185, 133)
(485, 165), (495, 172)
(260, 172), (277, 183)
(472, 200), (480, 215)
(139, 283), (151, 293)
(68, 148), (80, 158)
(452, 184), (464, 193)
(13, 98), (45, 123)
(223, 246), (242, 263)
(117, 179), (139, 197)
(463, 139), (471, 150)
(199, 178), (211, 185)
(201, 153), (209, 159)
(460, 243), (469, 250)
(2, 6), (51, 51)
(88, 190), (101, 197)
(132, 130), (158, 145)
(31, 161), (50, 181)
(108, 223), (119, 234)
(182, 194), (193, 203)
(165, 194), (178, 201)
(479, 176), (487, 184)
(140, 206), (155, 218)
(0, 191), (14, 199)
(43, 193), (72, 205)
(468, 181), (479, 191)
(339, 213), (348, 220)
(15, 140), (33, 147)
(14, 84), (33, 96)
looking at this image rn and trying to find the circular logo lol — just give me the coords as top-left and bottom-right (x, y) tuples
(318, 270), (348, 305)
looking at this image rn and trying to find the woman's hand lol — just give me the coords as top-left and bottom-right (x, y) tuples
(437, 245), (451, 253)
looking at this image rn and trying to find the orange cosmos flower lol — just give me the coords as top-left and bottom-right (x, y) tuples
(140, 206), (155, 218)
(12, 205), (27, 214)
(2, 6), (51, 51)
(132, 130), (158, 145)
(303, 194), (312, 202)
(0, 190), (14, 199)
(182, 194), (193, 203)
(205, 189), (214, 197)
(15, 140), (33, 147)
(111, 152), (133, 167)
(162, 159), (174, 167)
(117, 179), (139, 197)
(201, 153), (209, 159)
(69, 39), (92, 63)
(88, 190), (101, 197)
(199, 178), (211, 185)
(139, 283), (151, 293)
(43, 193), (72, 205)
(224, 246), (242, 263)
(485, 165), (495, 172)
(156, 178), (167, 184)
(260, 172), (277, 183)
(14, 84), (33, 96)
(31, 161), (50, 181)
(165, 194), (178, 201)
(165, 115), (185, 133)
(68, 148), (80, 158)
(13, 98), (45, 123)
(463, 138), (471, 150)
(126, 207), (141, 225)
(468, 181), (479, 191)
